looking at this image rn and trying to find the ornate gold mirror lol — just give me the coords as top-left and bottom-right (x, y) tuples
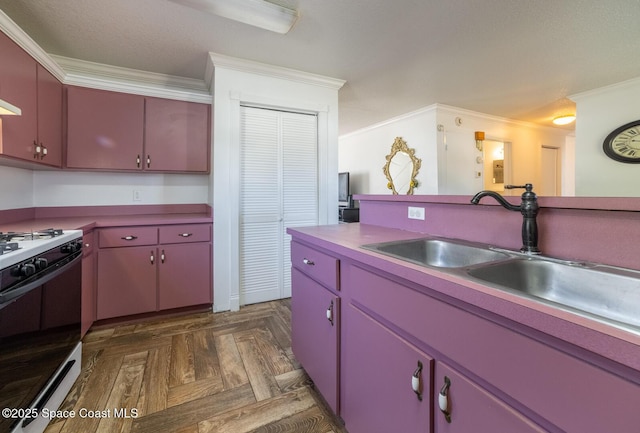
(383, 137), (421, 195)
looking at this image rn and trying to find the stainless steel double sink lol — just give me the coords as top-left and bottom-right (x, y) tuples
(362, 237), (640, 334)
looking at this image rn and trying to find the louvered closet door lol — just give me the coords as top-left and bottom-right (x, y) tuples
(240, 106), (318, 305)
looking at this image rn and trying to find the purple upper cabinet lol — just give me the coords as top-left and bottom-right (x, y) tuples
(144, 97), (210, 173)
(342, 304), (433, 433)
(0, 32), (39, 163)
(66, 86), (145, 170)
(36, 64), (63, 167)
(66, 87), (210, 173)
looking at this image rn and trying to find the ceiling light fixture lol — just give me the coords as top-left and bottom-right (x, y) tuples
(170, 0), (299, 34)
(0, 98), (22, 116)
(552, 114), (576, 125)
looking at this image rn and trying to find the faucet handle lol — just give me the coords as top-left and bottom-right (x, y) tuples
(505, 183), (533, 192)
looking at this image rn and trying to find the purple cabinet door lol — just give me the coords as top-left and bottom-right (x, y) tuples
(36, 64), (62, 167)
(144, 97), (210, 172)
(96, 246), (157, 319)
(342, 304), (433, 433)
(0, 32), (37, 161)
(291, 268), (340, 413)
(434, 362), (545, 433)
(158, 242), (212, 310)
(66, 86), (144, 170)
(81, 231), (95, 337)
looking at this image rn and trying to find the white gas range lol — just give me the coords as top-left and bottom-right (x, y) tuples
(0, 228), (84, 433)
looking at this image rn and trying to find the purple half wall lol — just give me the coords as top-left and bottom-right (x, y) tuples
(356, 195), (640, 271)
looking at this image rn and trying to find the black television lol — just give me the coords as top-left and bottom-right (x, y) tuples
(338, 172), (351, 207)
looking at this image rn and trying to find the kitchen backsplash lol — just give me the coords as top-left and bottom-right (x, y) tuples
(0, 166), (210, 210)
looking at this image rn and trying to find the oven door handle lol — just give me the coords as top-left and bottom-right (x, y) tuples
(0, 252), (82, 307)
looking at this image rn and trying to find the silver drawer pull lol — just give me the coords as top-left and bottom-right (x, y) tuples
(121, 235), (138, 241)
(150, 250), (155, 265)
(179, 233), (193, 237)
(303, 258), (315, 266)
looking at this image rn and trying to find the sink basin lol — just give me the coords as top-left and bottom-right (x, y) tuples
(468, 259), (640, 330)
(362, 238), (510, 268)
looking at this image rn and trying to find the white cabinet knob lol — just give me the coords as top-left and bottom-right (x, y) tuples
(411, 375), (420, 393)
(412, 361), (423, 401)
(326, 300), (334, 325)
(439, 376), (452, 423)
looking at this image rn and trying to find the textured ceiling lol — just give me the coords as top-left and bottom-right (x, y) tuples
(1, 0), (639, 135)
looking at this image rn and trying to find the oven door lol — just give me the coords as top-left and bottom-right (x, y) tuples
(0, 254), (82, 433)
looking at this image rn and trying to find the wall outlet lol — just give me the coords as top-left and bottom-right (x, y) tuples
(133, 190), (142, 202)
(408, 206), (425, 220)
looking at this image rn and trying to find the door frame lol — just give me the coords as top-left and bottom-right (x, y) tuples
(214, 91), (334, 311)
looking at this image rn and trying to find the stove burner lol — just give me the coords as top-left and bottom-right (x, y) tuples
(0, 228), (64, 243)
(0, 242), (19, 256)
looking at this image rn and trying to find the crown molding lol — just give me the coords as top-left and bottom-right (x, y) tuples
(340, 103), (570, 139)
(339, 104), (439, 139)
(1, 9), (211, 103)
(570, 76), (640, 101)
(52, 55), (212, 104)
(0, 9), (66, 81)
(207, 52), (346, 91)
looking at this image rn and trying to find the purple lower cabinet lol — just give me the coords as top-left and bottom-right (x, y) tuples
(342, 304), (433, 433)
(345, 263), (640, 433)
(96, 246), (157, 319)
(434, 362), (545, 433)
(291, 268), (340, 413)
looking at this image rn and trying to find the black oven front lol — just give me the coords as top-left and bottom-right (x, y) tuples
(0, 233), (83, 433)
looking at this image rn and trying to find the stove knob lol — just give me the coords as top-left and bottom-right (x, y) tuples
(13, 263), (36, 277)
(61, 242), (81, 254)
(34, 257), (48, 270)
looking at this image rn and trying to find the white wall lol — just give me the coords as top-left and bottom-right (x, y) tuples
(0, 166), (208, 209)
(209, 53), (344, 312)
(339, 104), (570, 196)
(33, 171), (209, 206)
(0, 166), (33, 210)
(339, 106), (439, 195)
(572, 77), (640, 196)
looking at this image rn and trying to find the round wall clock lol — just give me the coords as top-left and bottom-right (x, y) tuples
(603, 120), (640, 163)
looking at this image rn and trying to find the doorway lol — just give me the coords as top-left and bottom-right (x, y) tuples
(239, 106), (319, 305)
(540, 146), (561, 196)
(482, 140), (505, 192)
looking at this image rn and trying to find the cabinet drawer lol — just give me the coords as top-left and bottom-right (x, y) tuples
(98, 226), (158, 248)
(159, 224), (211, 244)
(291, 241), (339, 291)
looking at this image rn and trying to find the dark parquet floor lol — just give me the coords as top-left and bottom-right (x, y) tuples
(44, 299), (347, 433)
